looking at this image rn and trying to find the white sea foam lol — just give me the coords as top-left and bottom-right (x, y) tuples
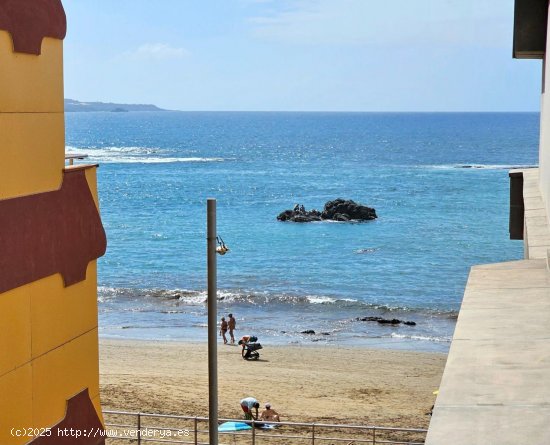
(174, 290), (246, 305)
(425, 164), (537, 171)
(66, 146), (226, 164)
(306, 296), (337, 304)
(98, 286), (118, 293)
(178, 294), (206, 305)
(389, 332), (451, 343)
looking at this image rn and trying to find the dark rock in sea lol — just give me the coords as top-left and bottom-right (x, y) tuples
(293, 214), (318, 223)
(301, 330), (316, 335)
(357, 316), (384, 322)
(322, 199), (377, 221)
(357, 316), (417, 326)
(277, 210), (294, 221)
(333, 213), (350, 222)
(320, 332), (331, 336)
(378, 318), (401, 325)
(277, 199), (377, 223)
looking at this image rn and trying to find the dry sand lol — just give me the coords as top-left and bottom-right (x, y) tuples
(99, 339), (445, 430)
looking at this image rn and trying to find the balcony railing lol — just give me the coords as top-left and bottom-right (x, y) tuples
(65, 153), (89, 166)
(103, 410), (427, 445)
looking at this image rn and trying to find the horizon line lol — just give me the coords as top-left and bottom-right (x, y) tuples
(66, 108), (541, 114)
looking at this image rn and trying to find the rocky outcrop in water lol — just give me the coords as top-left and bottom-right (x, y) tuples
(300, 330), (331, 336)
(277, 199), (377, 223)
(356, 316), (416, 326)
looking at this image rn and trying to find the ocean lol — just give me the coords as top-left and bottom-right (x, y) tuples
(65, 112), (539, 352)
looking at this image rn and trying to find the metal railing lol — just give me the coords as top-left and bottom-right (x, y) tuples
(65, 153), (89, 165)
(103, 410), (427, 445)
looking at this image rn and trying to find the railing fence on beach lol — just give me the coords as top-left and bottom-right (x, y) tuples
(103, 410), (427, 445)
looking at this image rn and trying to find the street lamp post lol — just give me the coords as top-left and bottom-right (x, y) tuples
(207, 198), (218, 445)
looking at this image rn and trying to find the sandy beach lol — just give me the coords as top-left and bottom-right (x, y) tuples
(99, 339), (446, 429)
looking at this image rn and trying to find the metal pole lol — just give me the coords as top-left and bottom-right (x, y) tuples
(207, 199), (218, 445)
(251, 420), (256, 445)
(312, 423), (315, 445)
(194, 417), (198, 445)
(137, 412), (141, 445)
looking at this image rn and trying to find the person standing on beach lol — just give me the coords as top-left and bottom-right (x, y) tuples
(240, 397), (260, 420)
(228, 313), (236, 344)
(220, 317), (228, 344)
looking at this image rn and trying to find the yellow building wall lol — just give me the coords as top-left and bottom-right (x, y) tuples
(0, 171), (105, 444)
(0, 6), (105, 444)
(0, 32), (64, 113)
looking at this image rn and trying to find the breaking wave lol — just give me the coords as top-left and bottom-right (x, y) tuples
(388, 332), (452, 343)
(66, 146), (227, 164)
(424, 163), (537, 170)
(97, 286), (459, 318)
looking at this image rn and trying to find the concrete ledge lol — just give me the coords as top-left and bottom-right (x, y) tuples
(426, 258), (550, 444)
(519, 169), (550, 259)
(428, 406), (550, 445)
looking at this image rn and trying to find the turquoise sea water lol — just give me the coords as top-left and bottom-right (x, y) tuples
(65, 112), (539, 352)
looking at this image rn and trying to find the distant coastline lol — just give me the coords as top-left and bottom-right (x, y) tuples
(64, 98), (167, 112)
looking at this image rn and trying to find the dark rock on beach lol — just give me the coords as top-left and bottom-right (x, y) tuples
(277, 199), (377, 223)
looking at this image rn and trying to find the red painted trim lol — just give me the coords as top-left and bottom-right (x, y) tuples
(29, 389), (105, 445)
(0, 0), (66, 55)
(0, 169), (107, 293)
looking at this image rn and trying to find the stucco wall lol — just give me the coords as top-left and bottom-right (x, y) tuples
(0, 2), (106, 444)
(538, 5), (550, 226)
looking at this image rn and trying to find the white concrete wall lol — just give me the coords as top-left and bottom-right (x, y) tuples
(539, 4), (550, 223)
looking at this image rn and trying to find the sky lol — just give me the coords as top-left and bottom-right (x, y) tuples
(62, 0), (542, 112)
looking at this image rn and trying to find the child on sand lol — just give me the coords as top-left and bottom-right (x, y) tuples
(220, 317), (228, 344)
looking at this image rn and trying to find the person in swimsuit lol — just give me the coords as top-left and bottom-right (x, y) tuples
(259, 403), (280, 422)
(228, 313), (236, 344)
(220, 317), (228, 344)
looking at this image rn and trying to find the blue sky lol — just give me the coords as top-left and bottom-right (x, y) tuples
(62, 0), (542, 112)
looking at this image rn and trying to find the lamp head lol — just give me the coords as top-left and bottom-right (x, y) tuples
(216, 245), (229, 255)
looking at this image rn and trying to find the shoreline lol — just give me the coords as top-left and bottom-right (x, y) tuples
(99, 338), (447, 428)
(98, 297), (456, 354)
(99, 332), (452, 353)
